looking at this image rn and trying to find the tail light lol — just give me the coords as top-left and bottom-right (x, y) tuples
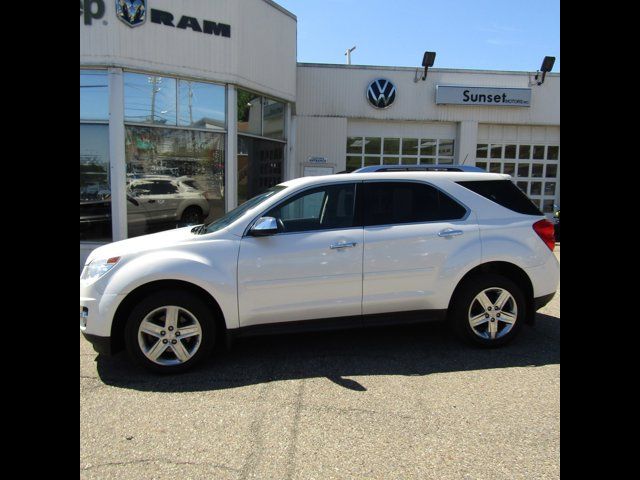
(532, 219), (556, 251)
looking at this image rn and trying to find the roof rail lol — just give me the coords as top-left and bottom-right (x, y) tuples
(353, 165), (486, 173)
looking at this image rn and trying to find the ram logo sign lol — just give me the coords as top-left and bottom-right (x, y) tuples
(115, 0), (146, 27)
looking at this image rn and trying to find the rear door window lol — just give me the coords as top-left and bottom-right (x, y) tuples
(363, 182), (467, 227)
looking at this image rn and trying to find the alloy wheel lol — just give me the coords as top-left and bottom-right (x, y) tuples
(137, 306), (203, 366)
(467, 287), (518, 340)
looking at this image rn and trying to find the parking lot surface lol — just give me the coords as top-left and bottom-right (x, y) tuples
(80, 249), (559, 480)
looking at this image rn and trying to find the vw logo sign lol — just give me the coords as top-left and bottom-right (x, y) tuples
(116, 0), (147, 28)
(367, 78), (397, 109)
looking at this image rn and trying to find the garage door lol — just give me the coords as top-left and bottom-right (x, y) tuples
(475, 124), (560, 217)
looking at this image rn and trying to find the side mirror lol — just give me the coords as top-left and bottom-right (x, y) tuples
(249, 216), (279, 237)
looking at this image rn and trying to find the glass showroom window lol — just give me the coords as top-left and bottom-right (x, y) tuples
(80, 69), (111, 242)
(345, 137), (455, 171)
(237, 89), (286, 205)
(237, 136), (284, 205)
(124, 72), (226, 237)
(124, 73), (226, 130)
(178, 80), (226, 130)
(475, 143), (560, 213)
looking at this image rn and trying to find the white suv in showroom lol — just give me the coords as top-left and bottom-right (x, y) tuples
(80, 167), (559, 373)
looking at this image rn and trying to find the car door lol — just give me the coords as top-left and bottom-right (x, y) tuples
(362, 180), (480, 315)
(126, 181), (152, 227)
(237, 182), (363, 327)
(146, 180), (182, 221)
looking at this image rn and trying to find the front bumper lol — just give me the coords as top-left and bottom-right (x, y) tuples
(81, 332), (112, 355)
(534, 292), (555, 310)
(80, 281), (126, 338)
(80, 295), (112, 355)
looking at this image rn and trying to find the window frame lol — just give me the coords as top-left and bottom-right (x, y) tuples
(361, 180), (470, 228)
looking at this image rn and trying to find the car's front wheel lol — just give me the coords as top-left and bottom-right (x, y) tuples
(180, 206), (204, 225)
(124, 289), (216, 373)
(450, 274), (525, 347)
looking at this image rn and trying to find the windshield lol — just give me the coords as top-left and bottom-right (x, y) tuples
(201, 185), (287, 234)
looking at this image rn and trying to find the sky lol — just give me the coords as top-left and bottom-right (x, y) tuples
(275, 0), (560, 72)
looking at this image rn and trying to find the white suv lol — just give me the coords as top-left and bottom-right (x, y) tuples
(80, 168), (559, 373)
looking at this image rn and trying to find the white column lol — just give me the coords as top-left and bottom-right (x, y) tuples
(455, 120), (479, 166)
(225, 85), (238, 211)
(108, 67), (127, 240)
(285, 107), (297, 180)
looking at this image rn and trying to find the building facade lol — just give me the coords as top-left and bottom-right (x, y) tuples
(80, 0), (559, 267)
(294, 63), (560, 210)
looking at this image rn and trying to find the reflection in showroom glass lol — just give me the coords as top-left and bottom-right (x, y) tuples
(124, 126), (225, 237)
(262, 98), (285, 139)
(80, 124), (111, 242)
(80, 70), (109, 121)
(177, 80), (226, 130)
(124, 73), (226, 130)
(124, 73), (177, 125)
(237, 89), (285, 140)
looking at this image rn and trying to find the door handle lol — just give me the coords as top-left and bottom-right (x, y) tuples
(330, 241), (357, 249)
(438, 228), (463, 238)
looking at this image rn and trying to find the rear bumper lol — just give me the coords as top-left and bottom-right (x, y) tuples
(81, 332), (112, 355)
(524, 251), (560, 299)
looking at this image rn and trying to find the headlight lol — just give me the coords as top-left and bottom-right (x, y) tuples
(80, 257), (120, 284)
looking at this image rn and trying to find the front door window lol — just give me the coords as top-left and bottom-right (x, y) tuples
(266, 183), (357, 233)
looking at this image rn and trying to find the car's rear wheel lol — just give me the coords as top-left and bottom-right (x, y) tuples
(124, 290), (216, 373)
(450, 274), (525, 347)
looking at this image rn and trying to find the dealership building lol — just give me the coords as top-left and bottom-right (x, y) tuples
(80, 0), (560, 267)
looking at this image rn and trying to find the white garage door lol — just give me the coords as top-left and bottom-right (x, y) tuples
(475, 124), (560, 217)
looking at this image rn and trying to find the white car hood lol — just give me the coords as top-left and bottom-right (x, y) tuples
(84, 226), (200, 265)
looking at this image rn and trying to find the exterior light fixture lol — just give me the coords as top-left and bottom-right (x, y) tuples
(414, 51), (436, 82)
(534, 56), (555, 85)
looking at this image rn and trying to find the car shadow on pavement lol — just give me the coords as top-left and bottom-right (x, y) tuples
(94, 313), (559, 393)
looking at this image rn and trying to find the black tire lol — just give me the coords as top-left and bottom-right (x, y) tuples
(181, 206), (203, 225)
(449, 273), (526, 348)
(124, 289), (216, 373)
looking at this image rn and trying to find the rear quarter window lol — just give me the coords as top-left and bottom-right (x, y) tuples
(457, 180), (542, 215)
